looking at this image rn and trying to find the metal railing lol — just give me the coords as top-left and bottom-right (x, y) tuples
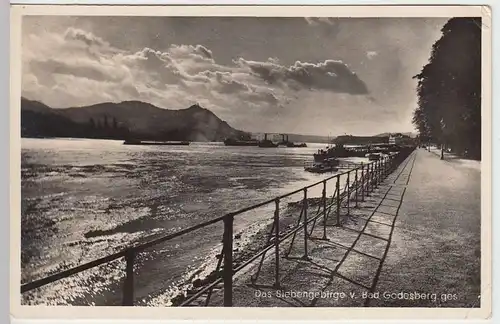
(21, 148), (414, 306)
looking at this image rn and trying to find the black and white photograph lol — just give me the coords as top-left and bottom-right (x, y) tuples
(11, 5), (491, 319)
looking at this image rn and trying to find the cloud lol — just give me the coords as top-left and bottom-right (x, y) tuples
(64, 27), (110, 48)
(22, 73), (41, 92)
(366, 51), (378, 60)
(235, 58), (369, 95)
(170, 44), (213, 60)
(304, 17), (341, 37)
(204, 71), (250, 93)
(29, 58), (130, 83)
(304, 17), (336, 26)
(22, 26), (368, 128)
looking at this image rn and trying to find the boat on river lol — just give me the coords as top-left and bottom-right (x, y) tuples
(304, 158), (340, 173)
(286, 142), (307, 148)
(313, 143), (403, 162)
(366, 153), (381, 161)
(257, 133), (279, 148)
(258, 139), (279, 148)
(277, 134), (307, 148)
(123, 140), (190, 146)
(313, 144), (367, 162)
(223, 138), (260, 146)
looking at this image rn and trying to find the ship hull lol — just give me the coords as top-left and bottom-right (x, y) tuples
(223, 140), (260, 146)
(124, 140), (190, 146)
(287, 143), (308, 148)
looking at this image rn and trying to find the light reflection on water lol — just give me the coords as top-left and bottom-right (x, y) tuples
(21, 138), (367, 305)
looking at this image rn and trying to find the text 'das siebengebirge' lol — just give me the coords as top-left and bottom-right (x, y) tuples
(254, 290), (461, 303)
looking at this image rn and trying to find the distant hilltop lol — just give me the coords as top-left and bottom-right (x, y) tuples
(334, 133), (415, 145)
(20, 98), (249, 142)
(374, 132), (417, 138)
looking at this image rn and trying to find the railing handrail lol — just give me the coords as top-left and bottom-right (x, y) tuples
(20, 158), (385, 294)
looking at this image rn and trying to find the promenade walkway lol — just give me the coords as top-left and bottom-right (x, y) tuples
(368, 148), (481, 308)
(208, 148), (481, 307)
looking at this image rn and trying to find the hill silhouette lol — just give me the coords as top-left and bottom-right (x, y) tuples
(21, 98), (250, 142)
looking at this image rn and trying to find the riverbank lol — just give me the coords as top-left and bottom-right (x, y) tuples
(21, 138), (357, 305)
(202, 149), (481, 307)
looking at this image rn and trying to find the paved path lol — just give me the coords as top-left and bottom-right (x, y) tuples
(368, 148), (481, 308)
(207, 149), (480, 307)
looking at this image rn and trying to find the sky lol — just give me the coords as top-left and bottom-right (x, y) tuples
(21, 16), (447, 136)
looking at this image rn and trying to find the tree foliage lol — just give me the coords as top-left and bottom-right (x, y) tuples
(20, 110), (132, 140)
(413, 17), (481, 159)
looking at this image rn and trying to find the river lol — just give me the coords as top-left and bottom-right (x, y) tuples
(20, 138), (368, 306)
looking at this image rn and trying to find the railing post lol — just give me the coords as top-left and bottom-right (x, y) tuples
(360, 163), (365, 201)
(122, 250), (135, 306)
(379, 158), (385, 182)
(366, 164), (371, 196)
(346, 171), (350, 216)
(274, 199), (280, 288)
(336, 175), (340, 226)
(379, 160), (382, 184)
(303, 188), (309, 260)
(354, 168), (359, 207)
(322, 180), (328, 240)
(223, 215), (234, 307)
(371, 162), (375, 192)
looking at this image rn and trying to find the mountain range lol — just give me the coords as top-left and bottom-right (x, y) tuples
(21, 98), (250, 142)
(20, 98), (401, 143)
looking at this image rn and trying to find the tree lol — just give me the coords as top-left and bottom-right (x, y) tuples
(112, 117), (118, 129)
(412, 17), (481, 160)
(103, 115), (109, 128)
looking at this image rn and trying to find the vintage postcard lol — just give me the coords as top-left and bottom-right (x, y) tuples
(10, 4), (492, 321)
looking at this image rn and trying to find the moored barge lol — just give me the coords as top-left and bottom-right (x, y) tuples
(124, 140), (190, 146)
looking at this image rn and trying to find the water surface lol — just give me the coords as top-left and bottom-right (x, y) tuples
(21, 138), (367, 305)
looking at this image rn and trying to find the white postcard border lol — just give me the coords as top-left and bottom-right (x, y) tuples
(9, 4), (493, 321)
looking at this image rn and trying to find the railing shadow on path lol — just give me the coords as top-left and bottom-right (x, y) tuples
(20, 147), (416, 307)
(204, 150), (417, 307)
